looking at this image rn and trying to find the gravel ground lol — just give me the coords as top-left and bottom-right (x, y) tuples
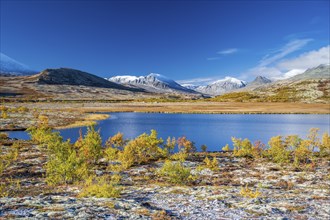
(1, 140), (329, 219)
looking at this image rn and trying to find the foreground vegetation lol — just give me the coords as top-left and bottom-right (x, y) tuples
(2, 114), (329, 199)
(1, 118), (330, 219)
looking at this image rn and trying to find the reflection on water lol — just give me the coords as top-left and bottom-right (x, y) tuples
(7, 113), (330, 151)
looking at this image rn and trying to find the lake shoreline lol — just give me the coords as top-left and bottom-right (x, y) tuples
(1, 102), (329, 132)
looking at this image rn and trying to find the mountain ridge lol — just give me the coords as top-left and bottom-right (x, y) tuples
(0, 53), (37, 76)
(212, 65), (330, 103)
(108, 73), (197, 94)
(185, 77), (247, 96)
(32, 68), (146, 92)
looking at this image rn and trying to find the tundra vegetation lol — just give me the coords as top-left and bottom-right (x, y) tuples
(0, 115), (329, 200)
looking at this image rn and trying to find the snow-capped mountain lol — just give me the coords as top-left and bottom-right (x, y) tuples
(180, 84), (200, 90)
(0, 53), (37, 76)
(107, 73), (196, 94)
(183, 77), (247, 96)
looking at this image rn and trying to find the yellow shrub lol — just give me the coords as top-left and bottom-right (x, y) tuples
(222, 144), (230, 152)
(17, 106), (29, 113)
(232, 137), (253, 157)
(157, 160), (195, 184)
(79, 126), (102, 164)
(240, 184), (261, 198)
(106, 132), (126, 148)
(0, 183), (8, 197)
(307, 128), (320, 152)
(45, 140), (89, 185)
(104, 147), (119, 161)
(118, 145), (135, 169)
(294, 140), (313, 167)
(266, 136), (290, 164)
(1, 110), (8, 119)
(320, 132), (330, 156)
(27, 116), (59, 146)
(203, 157), (219, 171)
(117, 130), (164, 168)
(79, 176), (121, 198)
(170, 152), (188, 162)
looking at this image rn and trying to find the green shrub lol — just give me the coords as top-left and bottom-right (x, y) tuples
(78, 126), (102, 164)
(157, 160), (195, 184)
(285, 135), (301, 151)
(0, 141), (21, 175)
(104, 132), (126, 161)
(320, 132), (330, 156)
(232, 137), (253, 157)
(307, 128), (320, 152)
(0, 133), (8, 140)
(27, 115), (58, 145)
(266, 136), (291, 164)
(293, 140), (313, 167)
(104, 147), (119, 161)
(5, 142), (20, 162)
(29, 120), (90, 186)
(117, 130), (164, 168)
(45, 140), (89, 185)
(170, 152), (188, 162)
(203, 157), (219, 171)
(79, 176), (121, 198)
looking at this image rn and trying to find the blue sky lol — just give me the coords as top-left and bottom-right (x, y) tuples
(1, 0), (329, 84)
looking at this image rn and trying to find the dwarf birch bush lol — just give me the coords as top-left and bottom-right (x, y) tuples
(232, 137), (253, 157)
(203, 157), (219, 171)
(45, 139), (89, 186)
(158, 160), (195, 184)
(117, 130), (164, 168)
(79, 175), (121, 198)
(266, 136), (291, 164)
(78, 126), (102, 164)
(320, 132), (330, 156)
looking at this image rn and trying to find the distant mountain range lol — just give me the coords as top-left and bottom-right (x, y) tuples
(0, 53), (37, 76)
(107, 73), (197, 94)
(213, 64), (330, 103)
(1, 52), (328, 102)
(194, 77), (247, 96)
(108, 74), (271, 96)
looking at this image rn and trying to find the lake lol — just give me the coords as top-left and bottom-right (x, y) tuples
(7, 113), (330, 151)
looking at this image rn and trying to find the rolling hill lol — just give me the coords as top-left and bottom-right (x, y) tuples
(211, 65), (330, 103)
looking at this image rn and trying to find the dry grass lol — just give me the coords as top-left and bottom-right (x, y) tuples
(62, 102), (330, 114)
(55, 113), (109, 129)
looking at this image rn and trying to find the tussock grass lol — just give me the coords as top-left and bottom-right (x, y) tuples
(55, 113), (109, 129)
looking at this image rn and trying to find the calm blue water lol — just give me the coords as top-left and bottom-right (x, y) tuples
(7, 113), (330, 151)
